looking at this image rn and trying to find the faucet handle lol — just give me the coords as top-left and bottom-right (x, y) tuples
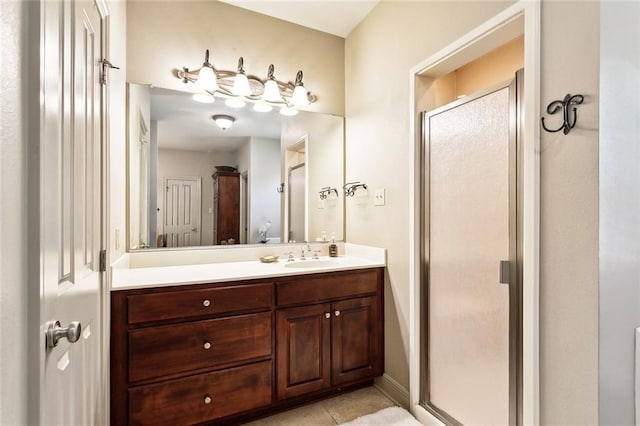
(300, 249), (306, 260)
(284, 251), (294, 262)
(312, 250), (321, 260)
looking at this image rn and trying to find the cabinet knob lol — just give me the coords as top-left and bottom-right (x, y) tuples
(334, 310), (341, 317)
(203, 299), (211, 307)
(203, 342), (211, 350)
(204, 396), (212, 405)
(324, 313), (330, 319)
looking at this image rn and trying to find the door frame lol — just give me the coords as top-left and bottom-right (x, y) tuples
(408, 2), (540, 425)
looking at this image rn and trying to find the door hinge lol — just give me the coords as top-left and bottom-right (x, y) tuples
(99, 249), (107, 272)
(499, 260), (510, 285)
(100, 59), (120, 85)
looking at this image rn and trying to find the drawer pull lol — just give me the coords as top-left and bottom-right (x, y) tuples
(204, 396), (212, 405)
(335, 310), (341, 317)
(203, 342), (211, 350)
(202, 299), (211, 307)
(324, 313), (330, 319)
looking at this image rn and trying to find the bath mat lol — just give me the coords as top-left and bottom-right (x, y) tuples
(339, 406), (423, 425)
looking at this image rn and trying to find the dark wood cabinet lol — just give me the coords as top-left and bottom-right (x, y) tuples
(111, 268), (384, 425)
(275, 270), (383, 400)
(276, 304), (332, 399)
(212, 171), (239, 245)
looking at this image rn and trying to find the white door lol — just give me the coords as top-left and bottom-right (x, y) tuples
(288, 164), (306, 243)
(40, 0), (104, 424)
(163, 177), (202, 247)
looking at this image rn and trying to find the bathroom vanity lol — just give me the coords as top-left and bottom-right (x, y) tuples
(110, 245), (385, 425)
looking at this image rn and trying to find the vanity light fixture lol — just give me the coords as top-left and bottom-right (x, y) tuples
(178, 49), (316, 110)
(213, 114), (235, 130)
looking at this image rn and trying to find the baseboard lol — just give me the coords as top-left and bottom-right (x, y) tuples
(374, 374), (410, 408)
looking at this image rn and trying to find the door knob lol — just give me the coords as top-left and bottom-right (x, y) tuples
(46, 320), (82, 349)
(191, 227), (198, 232)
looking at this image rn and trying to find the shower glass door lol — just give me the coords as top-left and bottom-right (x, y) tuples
(420, 76), (519, 425)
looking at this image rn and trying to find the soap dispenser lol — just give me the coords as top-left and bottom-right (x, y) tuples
(329, 233), (338, 257)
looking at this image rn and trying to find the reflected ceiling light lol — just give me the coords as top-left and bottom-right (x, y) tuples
(225, 98), (246, 109)
(178, 50), (316, 110)
(253, 102), (273, 113)
(212, 114), (235, 130)
(280, 107), (298, 116)
(192, 93), (215, 104)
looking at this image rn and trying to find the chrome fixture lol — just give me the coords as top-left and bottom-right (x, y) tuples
(277, 182), (284, 193)
(46, 320), (82, 349)
(212, 114), (235, 130)
(319, 186), (338, 200)
(178, 50), (316, 113)
(343, 181), (368, 197)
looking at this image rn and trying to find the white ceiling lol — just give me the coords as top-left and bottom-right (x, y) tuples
(218, 0), (380, 38)
(150, 87), (282, 152)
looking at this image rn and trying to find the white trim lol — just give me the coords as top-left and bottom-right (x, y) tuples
(408, 1), (540, 424)
(374, 374), (410, 408)
(94, 0), (109, 19)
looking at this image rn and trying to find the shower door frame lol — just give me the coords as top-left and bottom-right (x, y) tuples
(419, 74), (523, 425)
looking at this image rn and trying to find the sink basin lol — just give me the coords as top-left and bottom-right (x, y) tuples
(284, 260), (337, 269)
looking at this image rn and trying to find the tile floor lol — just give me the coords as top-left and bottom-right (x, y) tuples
(243, 386), (397, 425)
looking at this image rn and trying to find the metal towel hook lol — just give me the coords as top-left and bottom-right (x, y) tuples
(540, 93), (584, 135)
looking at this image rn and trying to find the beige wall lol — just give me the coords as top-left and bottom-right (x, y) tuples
(346, 0), (599, 421)
(126, 1), (345, 116)
(539, 2), (599, 424)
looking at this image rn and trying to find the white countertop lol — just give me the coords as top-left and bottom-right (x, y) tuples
(110, 243), (386, 291)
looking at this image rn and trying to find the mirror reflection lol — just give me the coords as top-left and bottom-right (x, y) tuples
(127, 84), (344, 250)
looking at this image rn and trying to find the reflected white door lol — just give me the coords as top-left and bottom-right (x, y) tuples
(40, 0), (104, 424)
(288, 164), (306, 243)
(163, 177), (201, 247)
(421, 79), (518, 425)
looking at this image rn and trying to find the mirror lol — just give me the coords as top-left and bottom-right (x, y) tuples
(127, 84), (344, 250)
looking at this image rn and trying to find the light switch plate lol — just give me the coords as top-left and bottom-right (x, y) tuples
(374, 188), (385, 206)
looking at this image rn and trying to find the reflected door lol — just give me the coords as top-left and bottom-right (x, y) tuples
(163, 177), (201, 247)
(421, 77), (519, 425)
(288, 164), (306, 243)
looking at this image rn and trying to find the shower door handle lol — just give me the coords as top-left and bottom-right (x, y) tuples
(500, 260), (510, 285)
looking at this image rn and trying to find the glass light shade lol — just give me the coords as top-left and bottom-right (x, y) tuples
(291, 84), (309, 106)
(192, 93), (215, 104)
(225, 98), (246, 109)
(253, 102), (273, 112)
(280, 107), (299, 116)
(263, 79), (282, 102)
(213, 115), (234, 130)
(197, 66), (218, 92)
(232, 73), (252, 96)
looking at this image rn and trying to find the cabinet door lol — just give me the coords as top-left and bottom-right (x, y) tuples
(276, 304), (331, 399)
(331, 296), (383, 385)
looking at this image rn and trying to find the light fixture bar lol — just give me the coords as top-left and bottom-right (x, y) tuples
(177, 50), (317, 109)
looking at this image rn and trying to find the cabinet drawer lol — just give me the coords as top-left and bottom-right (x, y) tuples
(129, 360), (272, 426)
(129, 312), (272, 383)
(277, 269), (379, 306)
(127, 283), (272, 324)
